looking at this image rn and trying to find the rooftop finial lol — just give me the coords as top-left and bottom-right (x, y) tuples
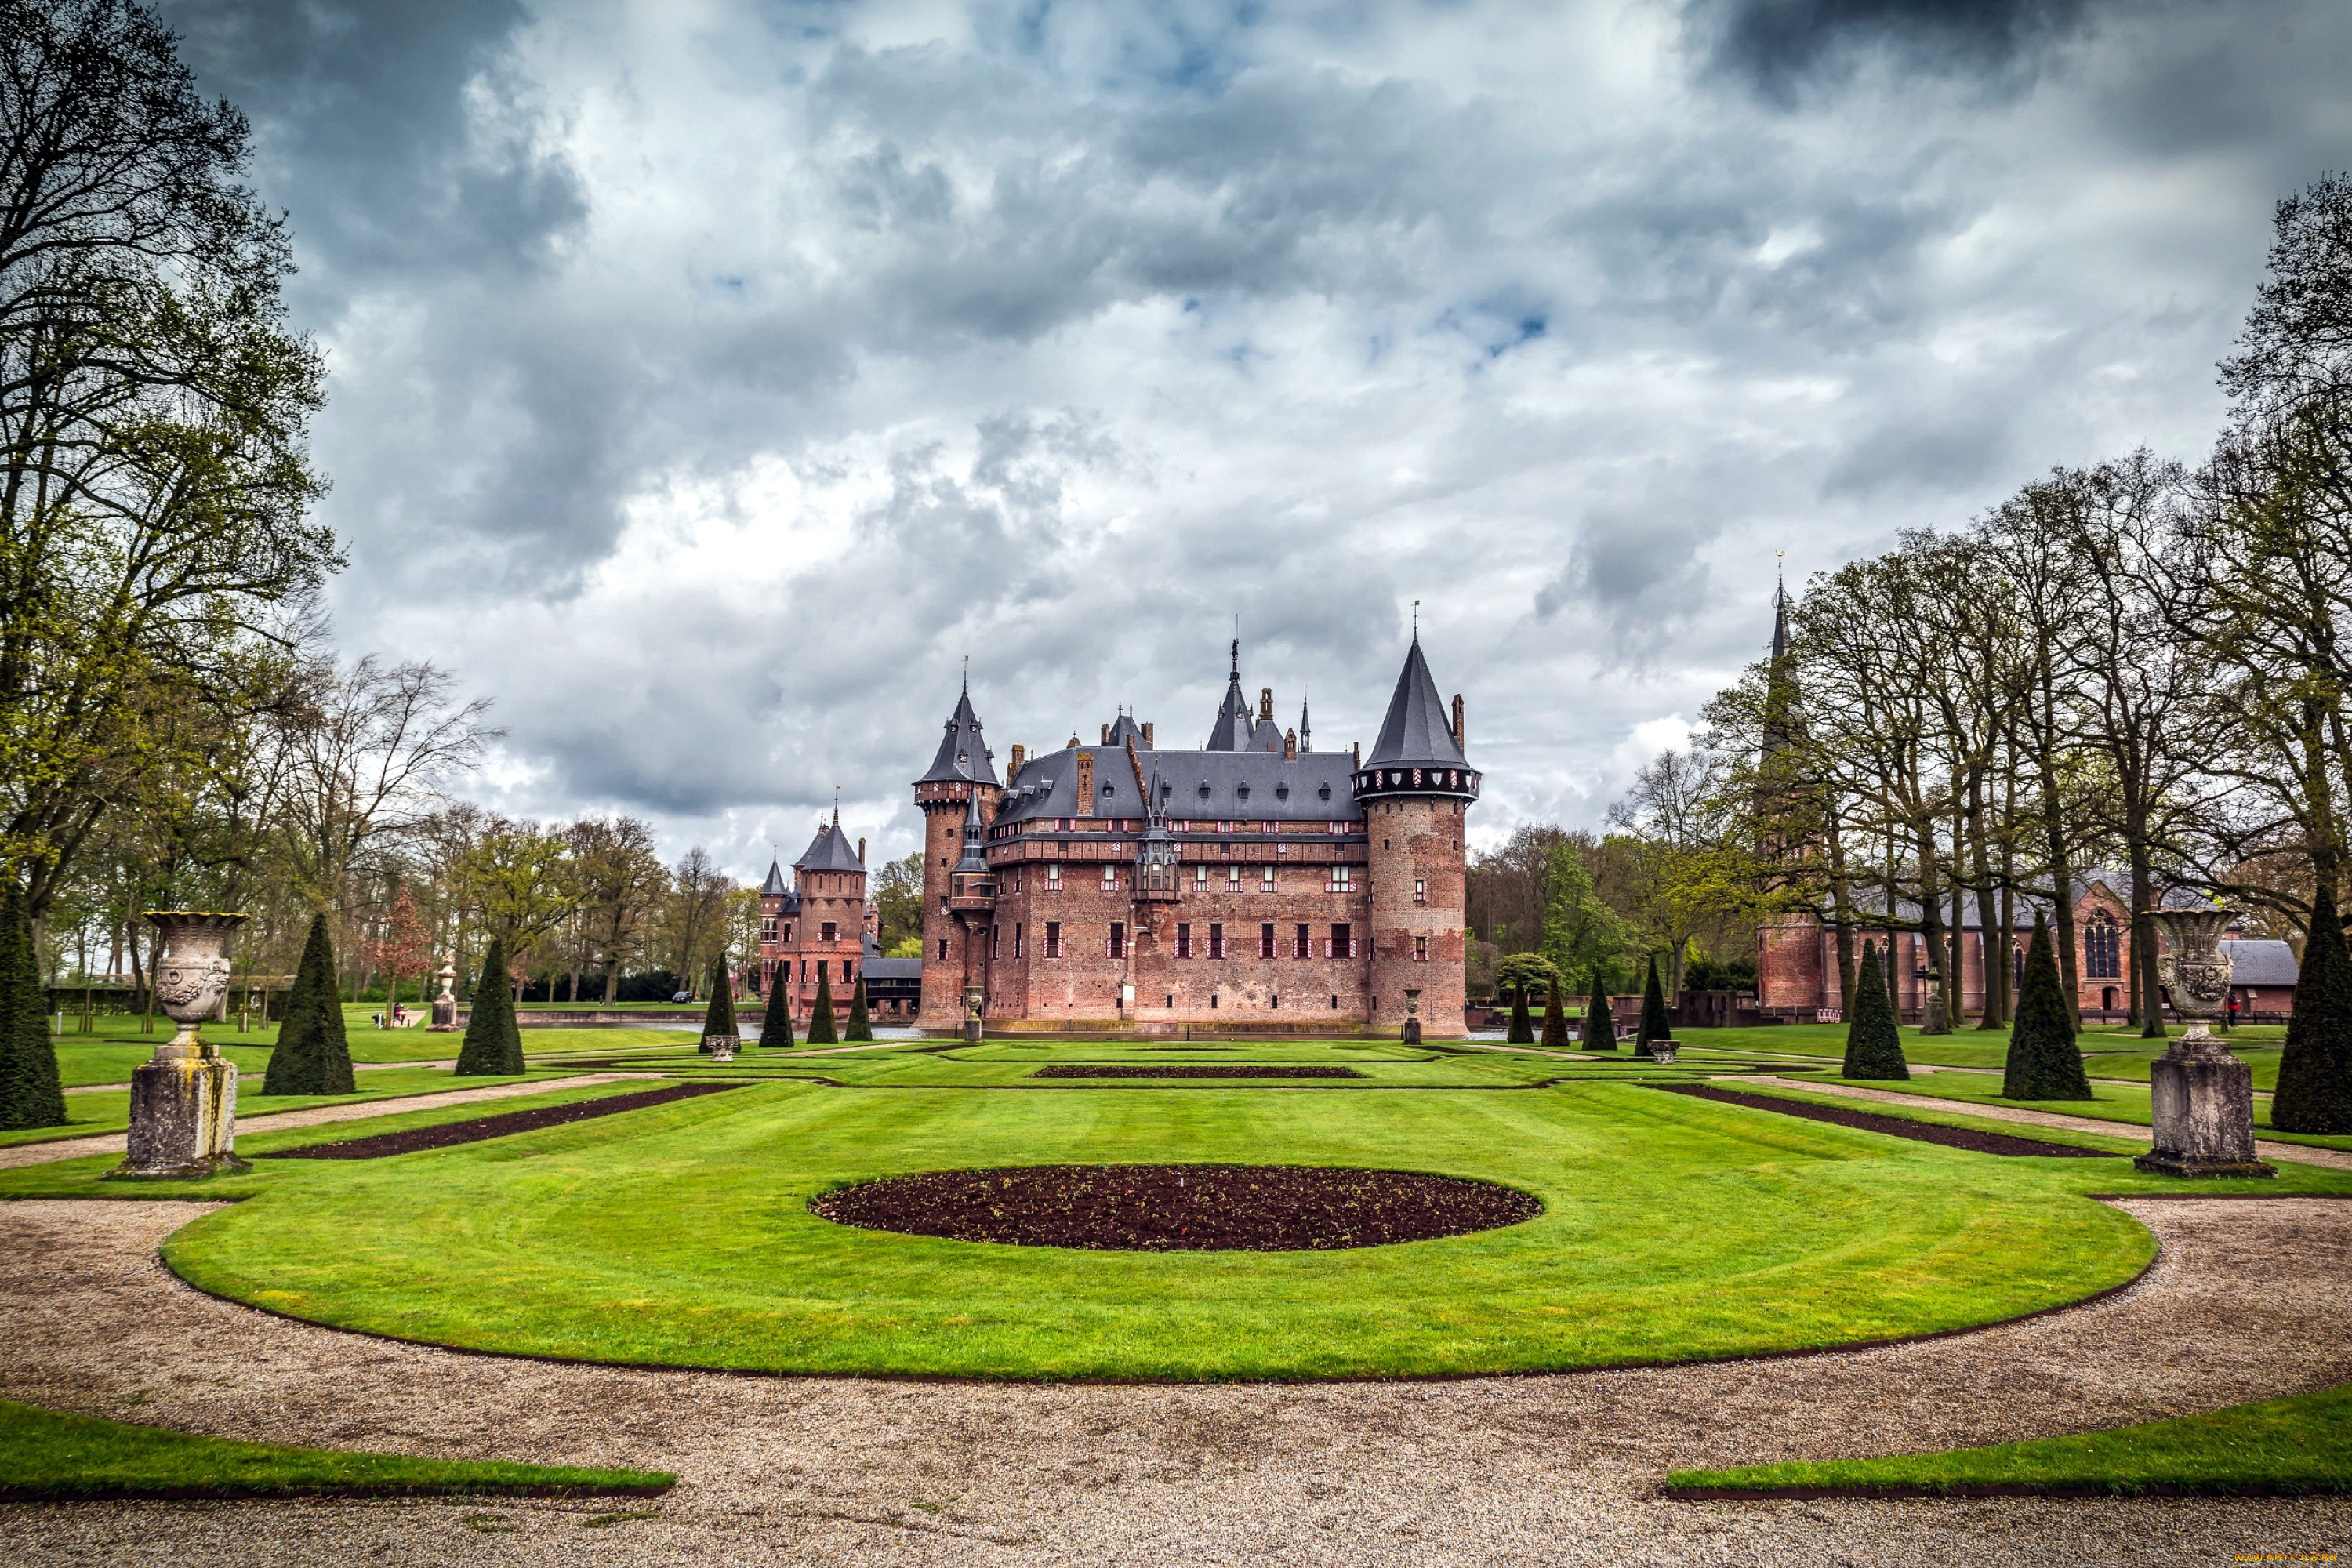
(961, 653), (969, 692)
(1412, 598), (1420, 639)
(832, 786), (840, 827)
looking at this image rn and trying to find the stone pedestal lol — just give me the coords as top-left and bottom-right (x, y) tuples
(2136, 1031), (2272, 1178)
(705, 1034), (738, 1062)
(1400, 987), (1423, 1045)
(1647, 1040), (1681, 1065)
(962, 985), (984, 1044)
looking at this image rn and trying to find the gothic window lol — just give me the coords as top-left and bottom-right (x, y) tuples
(821, 921), (837, 942)
(2085, 913), (2122, 979)
(1014, 923), (1024, 957)
(1260, 923), (1276, 959)
(1101, 864), (1118, 891)
(1414, 935), (1429, 962)
(1178, 922), (1193, 959)
(1330, 922), (1354, 959)
(1109, 922), (1127, 960)
(1226, 865), (1242, 891)
(1414, 878), (1426, 905)
(1209, 923), (1226, 960)
(1260, 866), (1276, 893)
(1193, 864), (1209, 889)
(1045, 863), (1061, 891)
(1294, 922), (1311, 959)
(1044, 921), (1062, 959)
(1327, 866), (1355, 894)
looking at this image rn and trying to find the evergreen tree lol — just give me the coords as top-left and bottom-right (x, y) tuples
(1581, 969), (1613, 1051)
(1505, 981), (1534, 1043)
(845, 977), (874, 1041)
(2275, 880), (2352, 1133)
(263, 914), (356, 1095)
(756, 965), (796, 1051)
(1638, 954), (1672, 1044)
(699, 953), (738, 1052)
(1541, 975), (1568, 1047)
(1842, 939), (1910, 1080)
(2003, 913), (2092, 1099)
(807, 964), (839, 1044)
(454, 935), (524, 1075)
(0, 882), (67, 1131)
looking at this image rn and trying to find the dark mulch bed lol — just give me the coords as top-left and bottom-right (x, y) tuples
(809, 1163), (1541, 1250)
(1028, 1064), (1364, 1080)
(1648, 1083), (2124, 1157)
(275, 1083), (740, 1160)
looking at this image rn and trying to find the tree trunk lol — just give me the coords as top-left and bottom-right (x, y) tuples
(1970, 775), (2005, 1029)
(1916, 821), (1951, 1033)
(2130, 837), (2166, 1040)
(1826, 818), (1858, 1009)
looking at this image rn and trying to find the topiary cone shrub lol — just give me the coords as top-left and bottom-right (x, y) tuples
(2274, 880), (2352, 1133)
(757, 966), (796, 1051)
(806, 965), (838, 1045)
(263, 914), (356, 1096)
(844, 978), (873, 1041)
(1639, 955), (1671, 1046)
(1541, 976), (1568, 1047)
(1582, 970), (1613, 1051)
(454, 935), (524, 1076)
(1842, 939), (1910, 1080)
(2003, 913), (2092, 1099)
(1505, 983), (1534, 1043)
(699, 953), (738, 1053)
(0, 880), (67, 1131)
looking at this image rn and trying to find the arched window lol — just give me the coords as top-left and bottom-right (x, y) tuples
(2085, 912), (2122, 979)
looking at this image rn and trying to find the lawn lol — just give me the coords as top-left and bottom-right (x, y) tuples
(0, 1397), (670, 1501)
(7, 1036), (2339, 1381)
(42, 1014), (704, 1086)
(0, 1067), (584, 1150)
(1784, 1069), (2352, 1153)
(1667, 1379), (2352, 1497)
(1685, 1022), (2288, 1091)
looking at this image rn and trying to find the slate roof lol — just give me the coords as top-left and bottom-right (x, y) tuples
(2220, 938), (2299, 988)
(1106, 712), (1146, 748)
(917, 681), (999, 786)
(994, 746), (1358, 826)
(760, 857), (789, 897)
(864, 956), (924, 981)
(1363, 636), (1468, 770)
(1204, 647), (1254, 750)
(795, 821), (866, 873)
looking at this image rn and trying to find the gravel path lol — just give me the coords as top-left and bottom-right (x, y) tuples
(0, 1075), (652, 1171)
(1, 1196), (2346, 1564)
(1740, 1075), (2352, 1172)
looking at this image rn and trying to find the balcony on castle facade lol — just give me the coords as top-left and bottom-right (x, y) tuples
(948, 867), (996, 915)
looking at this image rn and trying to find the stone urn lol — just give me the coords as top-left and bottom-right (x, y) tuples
(962, 984), (985, 1045)
(2138, 908), (2270, 1178)
(109, 911), (252, 1179)
(705, 1034), (738, 1062)
(428, 954), (459, 1032)
(1401, 987), (1424, 1045)
(1646, 1039), (1681, 1065)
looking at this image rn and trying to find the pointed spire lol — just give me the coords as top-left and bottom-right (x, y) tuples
(916, 672), (1000, 785)
(760, 854), (789, 897)
(1770, 554), (1790, 666)
(1363, 635), (1469, 769)
(1298, 686), (1312, 753)
(1763, 555), (1798, 760)
(953, 775), (989, 874)
(1205, 635), (1254, 750)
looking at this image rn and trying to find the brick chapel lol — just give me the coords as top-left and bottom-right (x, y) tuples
(911, 636), (1480, 1036)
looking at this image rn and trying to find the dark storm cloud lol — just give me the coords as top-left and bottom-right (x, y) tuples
(1690, 0), (2097, 100)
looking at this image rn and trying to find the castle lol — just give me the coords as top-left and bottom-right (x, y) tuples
(906, 635), (1479, 1036)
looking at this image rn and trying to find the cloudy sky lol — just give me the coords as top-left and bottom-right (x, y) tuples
(165, 0), (2352, 877)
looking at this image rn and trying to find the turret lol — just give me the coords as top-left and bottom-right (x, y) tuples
(914, 674), (1001, 1033)
(1353, 634), (1479, 1038)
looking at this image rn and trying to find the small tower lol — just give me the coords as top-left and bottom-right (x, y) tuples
(1754, 566), (1828, 1018)
(914, 674), (1001, 1033)
(756, 853), (794, 995)
(1298, 688), (1312, 753)
(791, 808), (869, 1025)
(1353, 633), (1480, 1038)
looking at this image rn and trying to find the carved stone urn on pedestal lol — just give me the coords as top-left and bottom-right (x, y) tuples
(1647, 1039), (1682, 1065)
(1400, 987), (1423, 1045)
(108, 911), (252, 1179)
(428, 955), (459, 1032)
(2136, 908), (2271, 1178)
(962, 984), (984, 1044)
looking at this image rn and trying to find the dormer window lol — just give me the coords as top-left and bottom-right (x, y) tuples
(1276, 784), (1290, 799)
(1237, 785), (1250, 800)
(1317, 783), (1332, 800)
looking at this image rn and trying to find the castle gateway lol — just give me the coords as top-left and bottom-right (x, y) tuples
(914, 637), (1479, 1037)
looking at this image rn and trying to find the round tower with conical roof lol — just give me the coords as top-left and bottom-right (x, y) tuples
(913, 676), (1001, 1033)
(1352, 634), (1479, 1038)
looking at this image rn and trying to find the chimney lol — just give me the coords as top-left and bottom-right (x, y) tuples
(1076, 750), (1096, 817)
(1140, 721), (1153, 748)
(1101, 722), (1111, 744)
(1009, 743), (1025, 782)
(858, 837), (866, 866)
(1283, 728), (1297, 760)
(1352, 740), (1360, 768)
(1258, 687), (1274, 720)
(1451, 694), (1465, 753)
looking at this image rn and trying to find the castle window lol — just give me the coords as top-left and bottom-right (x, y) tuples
(1414, 878), (1426, 905)
(1044, 921), (1062, 959)
(938, 938), (948, 960)
(1178, 923), (1193, 959)
(1327, 820), (1346, 834)
(1045, 863), (1062, 891)
(821, 921), (837, 942)
(783, 924), (792, 942)
(1261, 866), (1276, 893)
(1260, 923), (1276, 959)
(1414, 935), (1428, 962)
(1330, 923), (1354, 960)
(1101, 864), (1118, 891)
(1294, 923), (1311, 959)
(1218, 821), (1232, 833)
(1194, 864), (1209, 889)
(1226, 865), (1242, 891)
(1109, 921), (1127, 960)
(1327, 866), (1355, 894)
(760, 916), (778, 942)
(990, 924), (1000, 959)
(1209, 923), (1226, 960)
(2085, 913), (2122, 979)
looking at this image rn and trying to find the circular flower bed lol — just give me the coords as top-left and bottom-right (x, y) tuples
(808, 1163), (1541, 1251)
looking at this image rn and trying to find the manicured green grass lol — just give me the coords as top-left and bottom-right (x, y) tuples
(0, 1397), (670, 1501)
(22, 1038), (2339, 1380)
(1718, 1083), (2148, 1154)
(1690, 1023), (2288, 1090)
(1668, 1380), (2352, 1497)
(1793, 1072), (2352, 1152)
(0, 1068), (588, 1151)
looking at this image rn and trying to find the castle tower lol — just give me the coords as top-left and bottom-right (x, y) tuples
(914, 675), (1000, 1031)
(1754, 568), (1827, 1017)
(1352, 634), (1479, 1038)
